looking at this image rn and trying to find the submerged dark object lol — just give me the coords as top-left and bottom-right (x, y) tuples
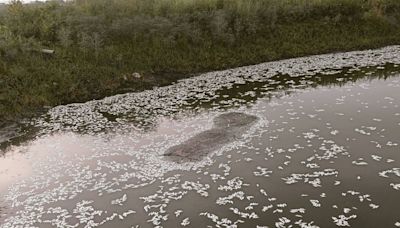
(164, 112), (258, 161)
(213, 112), (259, 129)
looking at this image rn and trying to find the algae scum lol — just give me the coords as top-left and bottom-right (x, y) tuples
(1, 46), (400, 227)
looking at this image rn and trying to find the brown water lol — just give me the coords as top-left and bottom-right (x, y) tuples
(1, 46), (400, 228)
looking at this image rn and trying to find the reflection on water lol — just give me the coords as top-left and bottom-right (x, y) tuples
(1, 46), (400, 227)
(0, 150), (32, 192)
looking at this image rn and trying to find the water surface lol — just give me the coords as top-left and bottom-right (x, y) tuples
(1, 46), (400, 228)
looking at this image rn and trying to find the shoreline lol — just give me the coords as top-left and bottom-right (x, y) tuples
(2, 0), (400, 122)
(1, 45), (400, 150)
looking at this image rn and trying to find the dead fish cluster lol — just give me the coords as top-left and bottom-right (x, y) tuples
(1, 46), (400, 228)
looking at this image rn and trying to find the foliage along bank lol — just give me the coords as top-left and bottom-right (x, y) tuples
(1, 0), (400, 121)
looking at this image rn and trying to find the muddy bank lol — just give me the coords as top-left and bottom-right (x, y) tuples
(164, 112), (258, 161)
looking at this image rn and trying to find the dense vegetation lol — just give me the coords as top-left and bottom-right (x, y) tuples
(1, 0), (400, 122)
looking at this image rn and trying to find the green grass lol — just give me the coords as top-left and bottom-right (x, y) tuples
(1, 0), (400, 122)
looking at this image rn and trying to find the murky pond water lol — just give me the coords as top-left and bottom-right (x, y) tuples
(1, 46), (400, 228)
